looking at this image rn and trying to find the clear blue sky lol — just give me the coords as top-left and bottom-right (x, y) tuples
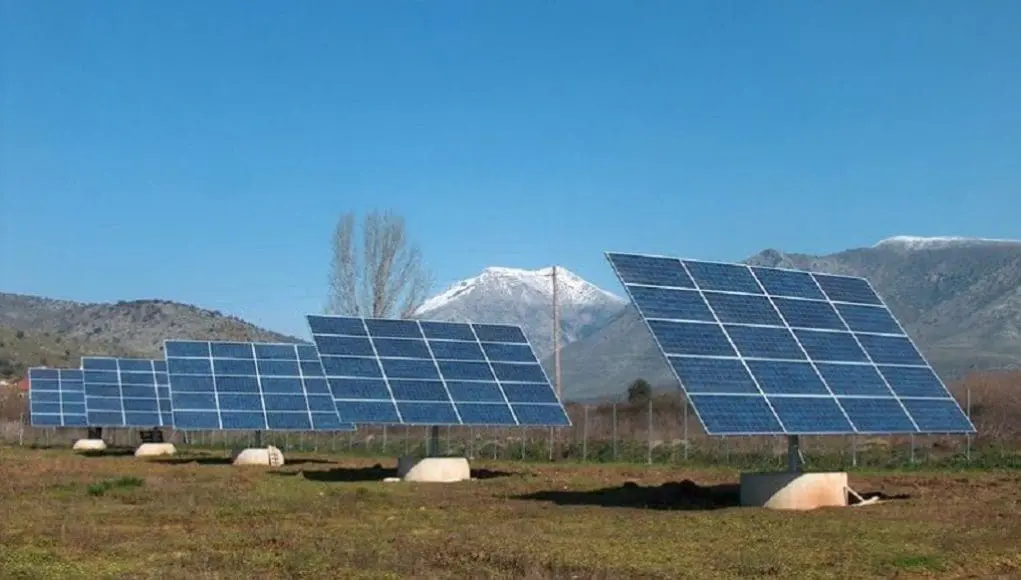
(2, 1), (1019, 338)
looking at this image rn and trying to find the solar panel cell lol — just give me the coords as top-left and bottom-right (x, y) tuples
(480, 342), (539, 363)
(857, 334), (926, 365)
(834, 303), (902, 334)
(306, 315), (570, 427)
(374, 338), (432, 358)
(724, 325), (806, 360)
(491, 362), (547, 383)
(628, 286), (715, 321)
(445, 381), (505, 402)
(750, 267), (826, 300)
(647, 320), (736, 356)
(683, 260), (763, 294)
(772, 298), (847, 330)
(607, 253), (694, 288)
(877, 365), (949, 398)
(814, 363), (891, 396)
(837, 397), (916, 433)
(812, 274), (882, 305)
(687, 394), (783, 434)
(668, 357), (760, 394)
(511, 403), (570, 426)
(472, 324), (528, 344)
(420, 321), (476, 341)
(768, 396), (853, 433)
(746, 360), (829, 395)
(900, 398), (972, 432)
(428, 340), (485, 360)
(366, 318), (423, 338)
(455, 402), (516, 425)
(605, 252), (975, 435)
(793, 330), (869, 362)
(703, 292), (784, 326)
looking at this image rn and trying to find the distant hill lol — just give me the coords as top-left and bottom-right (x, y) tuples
(552, 236), (1021, 401)
(0, 293), (300, 376)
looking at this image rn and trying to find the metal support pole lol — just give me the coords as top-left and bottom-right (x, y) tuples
(427, 426), (440, 457)
(787, 435), (801, 473)
(254, 430), (264, 448)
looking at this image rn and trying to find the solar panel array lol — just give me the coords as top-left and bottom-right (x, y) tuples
(28, 368), (88, 427)
(606, 252), (975, 436)
(306, 315), (571, 427)
(163, 340), (354, 431)
(81, 357), (172, 428)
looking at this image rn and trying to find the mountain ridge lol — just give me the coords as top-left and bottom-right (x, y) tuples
(551, 236), (1021, 400)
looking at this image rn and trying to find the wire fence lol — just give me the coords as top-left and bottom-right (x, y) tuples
(4, 397), (1017, 471)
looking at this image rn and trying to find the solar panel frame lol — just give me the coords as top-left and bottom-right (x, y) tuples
(163, 340), (355, 431)
(81, 356), (173, 428)
(28, 368), (88, 427)
(606, 251), (975, 436)
(306, 315), (572, 427)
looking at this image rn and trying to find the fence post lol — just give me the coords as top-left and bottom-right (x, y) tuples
(646, 397), (653, 465)
(965, 385), (972, 462)
(582, 405), (588, 463)
(683, 395), (689, 461)
(851, 435), (857, 468)
(612, 403), (618, 462)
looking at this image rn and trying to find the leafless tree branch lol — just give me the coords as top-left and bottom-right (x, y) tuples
(326, 209), (432, 319)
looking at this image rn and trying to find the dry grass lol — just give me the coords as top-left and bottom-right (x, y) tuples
(1, 445), (1019, 579)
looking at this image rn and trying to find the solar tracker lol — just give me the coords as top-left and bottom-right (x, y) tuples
(306, 315), (571, 427)
(605, 252), (975, 436)
(81, 357), (173, 428)
(163, 340), (354, 431)
(28, 368), (88, 427)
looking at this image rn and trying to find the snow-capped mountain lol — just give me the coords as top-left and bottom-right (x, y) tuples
(414, 266), (626, 358)
(874, 235), (1021, 251)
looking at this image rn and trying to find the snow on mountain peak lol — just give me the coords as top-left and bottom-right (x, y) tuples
(874, 235), (1021, 250)
(415, 265), (624, 316)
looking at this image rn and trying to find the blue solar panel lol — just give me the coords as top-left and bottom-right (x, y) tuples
(163, 340), (354, 431)
(28, 368), (88, 427)
(606, 252), (975, 435)
(306, 315), (571, 427)
(81, 357), (172, 428)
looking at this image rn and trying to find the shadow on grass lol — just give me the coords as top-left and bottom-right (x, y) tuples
(513, 479), (741, 511)
(154, 456), (335, 467)
(272, 464), (515, 483)
(79, 448), (138, 458)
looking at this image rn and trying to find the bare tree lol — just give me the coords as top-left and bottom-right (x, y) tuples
(326, 210), (432, 318)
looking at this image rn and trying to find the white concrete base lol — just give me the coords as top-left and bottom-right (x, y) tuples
(740, 471), (849, 510)
(397, 456), (471, 482)
(135, 443), (177, 457)
(72, 439), (107, 452)
(231, 446), (285, 467)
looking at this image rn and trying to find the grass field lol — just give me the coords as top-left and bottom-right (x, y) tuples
(1, 446), (1019, 579)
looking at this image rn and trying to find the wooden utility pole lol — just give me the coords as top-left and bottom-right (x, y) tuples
(552, 265), (562, 399)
